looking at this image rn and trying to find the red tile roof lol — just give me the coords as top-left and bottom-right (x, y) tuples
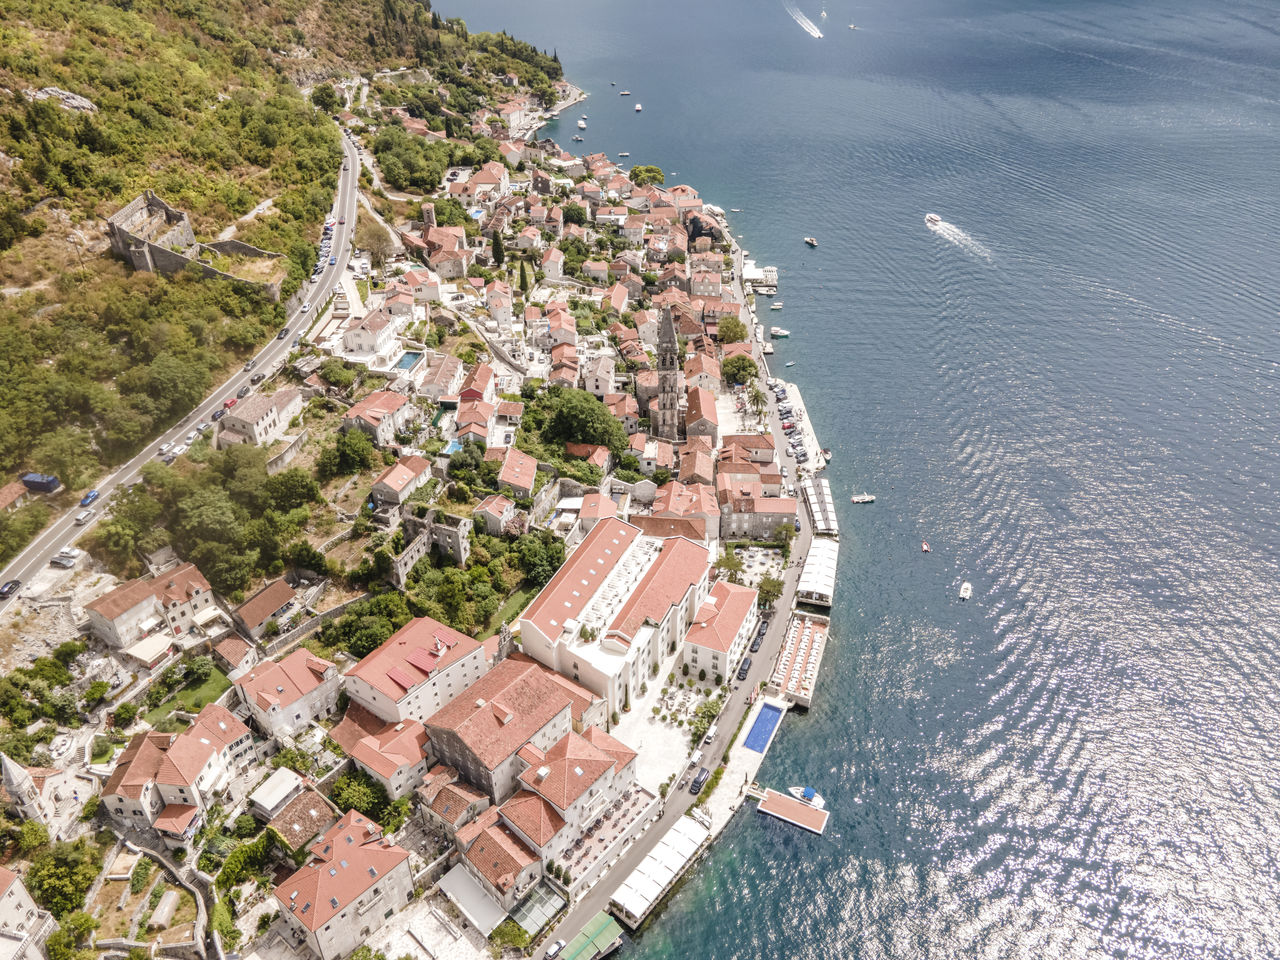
(236, 649), (334, 711)
(608, 537), (710, 642)
(154, 803), (199, 834)
(344, 390), (408, 428)
(464, 820), (538, 893)
(685, 580), (757, 654)
(424, 658), (574, 772)
(518, 729), (616, 811)
(372, 455), (432, 494)
(346, 617), (481, 703)
(521, 518), (642, 641)
(499, 790), (565, 846)
(275, 811), (409, 931)
(234, 579), (295, 634)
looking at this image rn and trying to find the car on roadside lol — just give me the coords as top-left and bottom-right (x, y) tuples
(277, 327), (289, 340)
(690, 767), (710, 795)
(223, 397), (238, 409)
(171, 444), (188, 457)
(292, 337), (302, 348)
(780, 466), (788, 477)
(301, 302), (312, 312)
(737, 656), (753, 681)
(185, 431), (199, 444)
(339, 216), (346, 224)
(250, 372), (266, 384)
(51, 547), (81, 569)
(237, 385), (251, 398)
(197, 421), (212, 433)
(794, 518), (802, 532)
(546, 941), (565, 959)
(243, 359), (256, 371)
(212, 409), (227, 421)
(329, 256), (337, 265)
(159, 441), (174, 455)
(80, 489), (99, 507)
(162, 454), (177, 465)
(0, 580), (20, 599)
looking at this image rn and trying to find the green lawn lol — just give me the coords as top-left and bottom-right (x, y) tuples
(476, 583), (539, 639)
(144, 668), (232, 725)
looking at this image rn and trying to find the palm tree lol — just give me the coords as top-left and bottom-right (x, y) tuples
(748, 383), (767, 421)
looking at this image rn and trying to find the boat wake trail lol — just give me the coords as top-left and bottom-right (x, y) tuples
(927, 219), (993, 261)
(782, 0), (824, 38)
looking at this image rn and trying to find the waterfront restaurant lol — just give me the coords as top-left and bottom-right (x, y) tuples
(796, 537), (839, 607)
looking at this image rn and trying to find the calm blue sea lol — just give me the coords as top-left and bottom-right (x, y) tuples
(452, 0), (1280, 955)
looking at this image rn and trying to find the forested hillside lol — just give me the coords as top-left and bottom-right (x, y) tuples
(0, 0), (560, 546)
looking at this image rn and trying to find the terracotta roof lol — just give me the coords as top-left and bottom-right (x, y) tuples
(269, 788), (338, 852)
(154, 803), (199, 834)
(499, 790), (565, 846)
(684, 353), (720, 382)
(685, 580), (757, 654)
(349, 717), (429, 780)
(678, 451), (716, 485)
(0, 481), (27, 511)
(372, 455), (432, 494)
(475, 494), (514, 520)
(464, 820), (538, 892)
(85, 578), (164, 621)
(235, 579), (295, 633)
(518, 729), (615, 810)
(214, 634), (252, 668)
(608, 537), (710, 642)
(461, 364), (495, 397)
(686, 386), (718, 426)
(653, 482), (719, 519)
(274, 811), (409, 931)
(581, 725), (638, 773)
(424, 658), (574, 772)
(579, 492), (616, 520)
(431, 782), (487, 825)
(0, 865), (17, 898)
(236, 649), (334, 711)
(508, 653), (600, 723)
(629, 516), (707, 541)
(521, 518), (642, 642)
(346, 617), (481, 703)
(498, 446), (539, 491)
(344, 390), (408, 427)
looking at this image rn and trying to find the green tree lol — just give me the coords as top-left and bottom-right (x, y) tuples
(543, 389), (627, 455)
(27, 840), (102, 918)
(18, 819), (49, 853)
(264, 469), (322, 511)
(83, 680), (110, 705)
(234, 814), (260, 838)
(758, 575), (784, 608)
(113, 702), (139, 728)
(319, 358), (357, 390)
(717, 316), (748, 343)
(562, 203), (587, 226)
(492, 233), (505, 266)
(722, 354), (758, 385)
(311, 84), (341, 113)
(630, 164), (665, 187)
(186, 655), (214, 684)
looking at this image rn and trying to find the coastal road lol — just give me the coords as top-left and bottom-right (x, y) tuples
(538, 361), (817, 953)
(0, 133), (362, 611)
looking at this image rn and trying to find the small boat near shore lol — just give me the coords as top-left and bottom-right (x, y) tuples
(572, 135), (584, 142)
(762, 343), (775, 354)
(849, 492), (875, 504)
(635, 103), (643, 112)
(804, 236), (818, 247)
(822, 449), (832, 462)
(959, 581), (973, 600)
(730, 208), (742, 212)
(785, 361), (796, 367)
(618, 152), (630, 157)
(788, 786), (826, 809)
(770, 326), (790, 338)
(577, 119), (587, 129)
(620, 90), (631, 95)
(770, 303), (783, 311)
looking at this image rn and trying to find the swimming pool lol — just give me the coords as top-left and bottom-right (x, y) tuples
(395, 351), (422, 370)
(442, 439), (463, 456)
(743, 702), (783, 753)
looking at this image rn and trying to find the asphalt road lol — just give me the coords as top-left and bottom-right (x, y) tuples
(0, 133), (362, 609)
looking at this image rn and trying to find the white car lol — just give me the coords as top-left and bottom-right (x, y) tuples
(185, 431), (199, 444)
(158, 441), (174, 454)
(171, 444), (189, 457)
(301, 302), (312, 312)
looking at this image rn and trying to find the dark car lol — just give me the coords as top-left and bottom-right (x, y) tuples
(794, 518), (802, 532)
(80, 489), (99, 507)
(162, 454), (177, 465)
(0, 580), (20, 599)
(250, 372), (266, 384)
(277, 328), (289, 340)
(690, 767), (710, 795)
(737, 656), (752, 681)
(749, 633), (763, 654)
(237, 385), (251, 398)
(212, 408), (227, 421)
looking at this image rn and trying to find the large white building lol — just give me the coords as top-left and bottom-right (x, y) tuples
(84, 563), (219, 651)
(344, 617), (487, 724)
(234, 649), (341, 739)
(274, 811), (414, 960)
(218, 389), (303, 448)
(518, 518), (711, 709)
(102, 704), (254, 847)
(0, 867), (53, 960)
(681, 580), (758, 681)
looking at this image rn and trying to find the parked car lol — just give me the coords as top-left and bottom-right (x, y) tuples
(690, 767), (711, 795)
(212, 409), (228, 421)
(250, 372), (266, 384)
(329, 255), (337, 265)
(79, 489), (99, 507)
(545, 942), (566, 959)
(780, 466), (788, 477)
(0, 580), (20, 599)
(301, 302), (312, 312)
(159, 441), (174, 454)
(243, 359), (256, 371)
(237, 385), (251, 398)
(162, 454), (177, 465)
(737, 656), (753, 681)
(197, 421), (212, 433)
(171, 444), (188, 456)
(185, 431), (199, 444)
(794, 518), (802, 532)
(339, 216), (346, 224)
(223, 397), (238, 409)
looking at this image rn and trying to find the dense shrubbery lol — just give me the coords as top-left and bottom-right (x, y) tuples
(330, 768), (409, 831)
(88, 448), (321, 595)
(26, 839), (103, 918)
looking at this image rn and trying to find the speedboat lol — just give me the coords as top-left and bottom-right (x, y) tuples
(959, 581), (973, 600)
(620, 90), (631, 96)
(572, 136), (584, 142)
(849, 23), (858, 29)
(770, 303), (783, 311)
(822, 449), (832, 461)
(730, 208), (742, 212)
(925, 213), (942, 226)
(611, 81), (617, 85)
(635, 103), (643, 112)
(922, 541), (931, 553)
(785, 361), (796, 367)
(804, 236), (818, 247)
(577, 119), (587, 129)
(770, 327), (790, 338)
(849, 492), (875, 504)
(581, 114), (588, 119)
(788, 786), (826, 809)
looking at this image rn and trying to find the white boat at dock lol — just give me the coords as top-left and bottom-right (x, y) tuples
(770, 326), (790, 338)
(849, 492), (875, 504)
(787, 786), (826, 809)
(635, 103), (643, 112)
(762, 342), (775, 355)
(959, 581), (973, 600)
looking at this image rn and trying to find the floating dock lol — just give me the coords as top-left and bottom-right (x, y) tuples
(800, 476), (839, 538)
(796, 536), (839, 607)
(755, 788), (830, 835)
(767, 613), (829, 708)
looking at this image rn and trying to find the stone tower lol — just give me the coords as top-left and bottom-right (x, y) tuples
(1, 752), (50, 826)
(653, 309), (681, 441)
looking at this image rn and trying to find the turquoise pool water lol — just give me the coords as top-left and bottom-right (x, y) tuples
(395, 351), (422, 370)
(743, 703), (783, 754)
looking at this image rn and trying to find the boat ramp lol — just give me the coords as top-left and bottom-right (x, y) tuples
(766, 613), (829, 708)
(800, 476), (839, 538)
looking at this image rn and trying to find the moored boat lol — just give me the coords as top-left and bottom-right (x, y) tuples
(618, 152), (630, 157)
(804, 236), (818, 247)
(849, 492), (875, 504)
(635, 103), (643, 112)
(822, 449), (832, 461)
(787, 786), (826, 809)
(785, 361), (796, 367)
(620, 90), (631, 95)
(770, 326), (790, 338)
(577, 119), (587, 129)
(770, 303), (783, 311)
(959, 581), (973, 600)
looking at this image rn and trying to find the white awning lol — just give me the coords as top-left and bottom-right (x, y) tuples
(124, 632), (173, 665)
(438, 864), (508, 935)
(192, 605), (226, 626)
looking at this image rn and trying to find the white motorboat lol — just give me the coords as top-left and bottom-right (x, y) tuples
(577, 119), (587, 129)
(785, 361), (796, 367)
(804, 236), (818, 247)
(770, 326), (790, 338)
(788, 786), (826, 809)
(770, 303), (783, 311)
(849, 492), (875, 504)
(635, 103), (643, 112)
(581, 114), (588, 119)
(925, 213), (942, 226)
(618, 152), (630, 157)
(572, 136), (584, 142)
(620, 90), (632, 95)
(959, 581), (973, 600)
